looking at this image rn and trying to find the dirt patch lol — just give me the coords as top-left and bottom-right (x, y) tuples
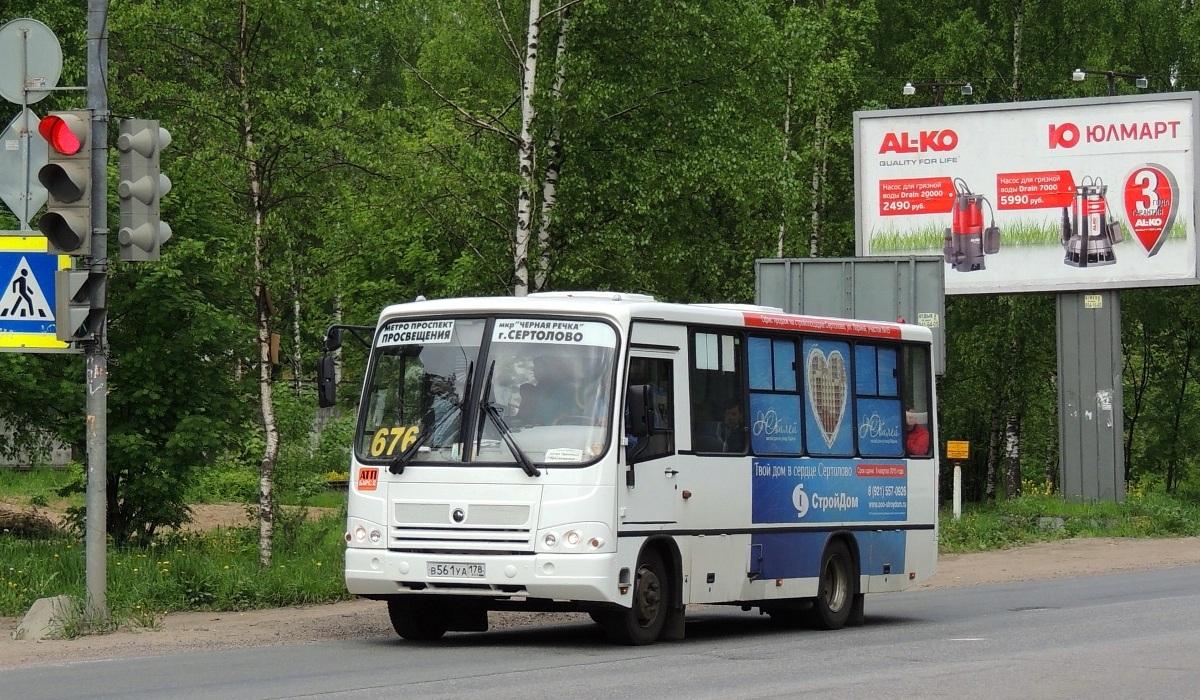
(0, 501), (334, 534)
(178, 503), (338, 530)
(2, 535), (1198, 669)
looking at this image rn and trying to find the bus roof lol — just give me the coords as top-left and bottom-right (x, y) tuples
(377, 292), (934, 343)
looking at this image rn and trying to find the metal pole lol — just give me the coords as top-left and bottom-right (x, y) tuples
(84, 0), (109, 622)
(953, 461), (962, 520)
(19, 26), (31, 230)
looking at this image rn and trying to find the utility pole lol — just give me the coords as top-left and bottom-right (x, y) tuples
(85, 0), (109, 621)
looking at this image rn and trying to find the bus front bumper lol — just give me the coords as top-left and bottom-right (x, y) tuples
(344, 548), (622, 604)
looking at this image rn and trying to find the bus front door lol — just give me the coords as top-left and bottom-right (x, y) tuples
(619, 330), (686, 542)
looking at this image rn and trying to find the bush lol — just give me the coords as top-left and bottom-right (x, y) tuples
(192, 459), (259, 503)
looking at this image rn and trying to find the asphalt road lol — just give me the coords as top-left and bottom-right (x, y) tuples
(4, 566), (1198, 699)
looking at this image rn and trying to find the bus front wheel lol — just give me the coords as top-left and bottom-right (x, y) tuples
(598, 550), (668, 645)
(808, 540), (856, 630)
(387, 597), (449, 641)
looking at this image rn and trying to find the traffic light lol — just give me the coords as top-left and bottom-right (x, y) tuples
(55, 268), (105, 342)
(117, 119), (172, 261)
(36, 110), (93, 256)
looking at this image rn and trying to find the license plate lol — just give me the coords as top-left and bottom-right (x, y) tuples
(427, 562), (485, 578)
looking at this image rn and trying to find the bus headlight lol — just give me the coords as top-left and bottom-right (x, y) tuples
(346, 518), (385, 548)
(536, 523), (613, 553)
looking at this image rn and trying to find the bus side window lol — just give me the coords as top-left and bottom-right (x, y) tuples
(903, 345), (933, 457)
(689, 330), (744, 454)
(628, 357), (675, 461)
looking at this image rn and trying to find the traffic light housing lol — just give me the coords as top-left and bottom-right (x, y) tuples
(117, 119), (172, 261)
(36, 111), (92, 256)
(55, 268), (105, 342)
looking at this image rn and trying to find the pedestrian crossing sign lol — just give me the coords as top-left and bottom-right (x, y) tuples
(0, 236), (72, 352)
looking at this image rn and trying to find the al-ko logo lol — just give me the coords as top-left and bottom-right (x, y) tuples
(878, 129), (959, 154)
(1049, 119), (1183, 149)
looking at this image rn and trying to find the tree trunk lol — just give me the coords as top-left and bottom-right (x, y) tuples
(1166, 333), (1194, 492)
(291, 268), (302, 397)
(777, 71), (792, 258)
(238, 0), (277, 568)
(1003, 413), (1020, 498)
(1124, 324), (1152, 483)
(514, 0), (542, 296)
(1011, 1), (1024, 97)
(1044, 409), (1058, 491)
(808, 107), (825, 257)
(256, 275), (279, 570)
(985, 403), (1000, 499)
(535, 7), (569, 292)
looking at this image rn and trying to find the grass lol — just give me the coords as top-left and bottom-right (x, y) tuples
(867, 219), (1188, 255)
(0, 467), (77, 509)
(938, 489), (1200, 553)
(1, 509), (351, 623)
(4, 467), (1199, 633)
(2, 466), (353, 626)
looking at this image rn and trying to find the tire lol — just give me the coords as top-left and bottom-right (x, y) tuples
(598, 549), (669, 645)
(807, 539), (856, 630)
(387, 597), (449, 641)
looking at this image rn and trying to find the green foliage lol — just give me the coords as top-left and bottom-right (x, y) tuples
(53, 235), (252, 546)
(272, 394), (355, 504)
(939, 489), (1200, 554)
(0, 467), (76, 502)
(309, 415), (357, 478)
(191, 460), (260, 504)
(6, 0), (1200, 542)
(0, 513), (349, 620)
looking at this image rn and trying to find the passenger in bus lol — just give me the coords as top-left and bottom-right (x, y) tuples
(716, 399), (746, 452)
(905, 407), (930, 456)
(516, 355), (582, 425)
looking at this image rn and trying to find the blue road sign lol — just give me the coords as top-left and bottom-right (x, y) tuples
(0, 235), (70, 352)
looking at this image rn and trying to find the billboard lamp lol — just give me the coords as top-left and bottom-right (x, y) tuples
(902, 81), (972, 106)
(1073, 68), (1148, 95)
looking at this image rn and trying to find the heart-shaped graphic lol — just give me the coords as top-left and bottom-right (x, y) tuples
(806, 348), (847, 448)
(1123, 164), (1178, 257)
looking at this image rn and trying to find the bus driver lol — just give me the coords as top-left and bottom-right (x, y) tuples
(516, 355), (580, 425)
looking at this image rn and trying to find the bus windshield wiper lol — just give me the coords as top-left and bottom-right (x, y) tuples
(479, 361), (540, 477)
(389, 365), (472, 475)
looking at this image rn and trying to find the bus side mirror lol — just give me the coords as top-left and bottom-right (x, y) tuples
(317, 355), (337, 408)
(323, 327), (344, 352)
(626, 384), (654, 438)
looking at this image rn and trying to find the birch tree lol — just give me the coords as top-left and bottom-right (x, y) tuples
(113, 0), (396, 563)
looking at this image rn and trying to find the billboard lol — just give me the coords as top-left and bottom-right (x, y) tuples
(854, 93), (1200, 295)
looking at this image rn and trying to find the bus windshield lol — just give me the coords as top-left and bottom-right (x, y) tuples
(357, 316), (618, 468)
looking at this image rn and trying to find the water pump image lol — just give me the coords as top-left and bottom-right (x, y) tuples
(943, 178), (1000, 272)
(1061, 176), (1122, 267)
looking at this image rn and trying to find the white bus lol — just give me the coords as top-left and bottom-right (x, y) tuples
(318, 291), (938, 645)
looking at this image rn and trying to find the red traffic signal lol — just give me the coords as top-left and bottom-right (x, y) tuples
(38, 113), (87, 156)
(36, 110), (93, 255)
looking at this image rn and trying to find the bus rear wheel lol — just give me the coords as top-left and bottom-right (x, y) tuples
(598, 550), (668, 645)
(387, 597), (449, 640)
(808, 540), (856, 630)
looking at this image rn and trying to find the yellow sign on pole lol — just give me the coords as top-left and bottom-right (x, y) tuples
(946, 440), (969, 460)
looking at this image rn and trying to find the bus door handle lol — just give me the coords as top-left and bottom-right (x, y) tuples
(663, 468), (679, 477)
